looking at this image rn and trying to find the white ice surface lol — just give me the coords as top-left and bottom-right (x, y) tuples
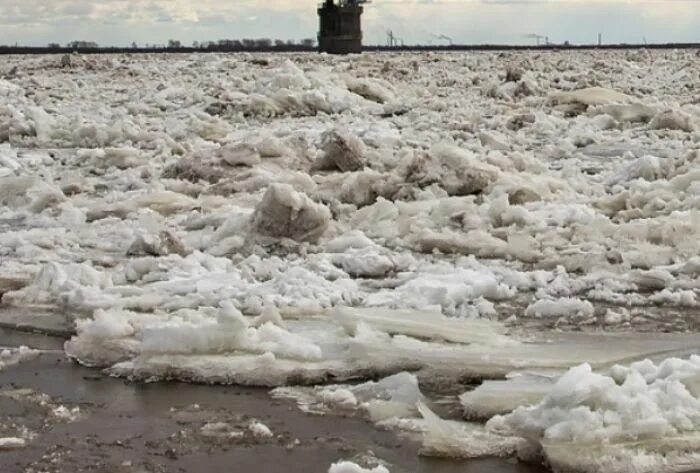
(328, 461), (389, 473)
(64, 306), (699, 386)
(3, 53), (700, 327)
(1, 51), (699, 473)
(412, 357), (700, 473)
(484, 358), (700, 473)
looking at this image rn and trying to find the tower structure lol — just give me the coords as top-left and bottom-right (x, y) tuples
(318, 0), (366, 55)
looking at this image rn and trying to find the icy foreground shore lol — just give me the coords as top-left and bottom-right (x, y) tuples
(0, 50), (699, 471)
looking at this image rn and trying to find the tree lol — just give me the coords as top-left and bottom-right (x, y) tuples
(47, 43), (61, 49)
(167, 39), (182, 49)
(300, 38), (315, 48)
(131, 42), (138, 49)
(67, 41), (98, 49)
(274, 39), (285, 47)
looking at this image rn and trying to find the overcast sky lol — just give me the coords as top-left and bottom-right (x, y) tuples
(0, 0), (699, 47)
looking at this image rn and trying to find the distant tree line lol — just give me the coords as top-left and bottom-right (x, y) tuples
(3, 39), (700, 55)
(169, 38), (316, 49)
(0, 38), (318, 55)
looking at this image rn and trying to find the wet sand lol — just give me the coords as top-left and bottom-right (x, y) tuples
(0, 328), (546, 473)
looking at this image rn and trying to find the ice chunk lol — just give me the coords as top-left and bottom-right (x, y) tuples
(460, 374), (556, 418)
(273, 370), (424, 421)
(550, 87), (633, 106)
(328, 461), (389, 473)
(51, 405), (81, 422)
(126, 230), (189, 257)
(596, 104), (655, 123)
(0, 346), (40, 371)
(136, 303), (323, 361)
(319, 388), (358, 407)
(162, 154), (224, 183)
(219, 143), (261, 167)
(251, 184), (331, 243)
(86, 191), (197, 221)
(629, 269), (673, 291)
(256, 136), (289, 158)
(0, 437), (26, 450)
(0, 145), (21, 177)
(362, 264), (516, 316)
(332, 307), (511, 346)
(347, 77), (396, 104)
(314, 129), (366, 172)
(650, 109), (695, 132)
(337, 249), (395, 278)
(349, 326), (700, 381)
(200, 422), (244, 440)
(100, 148), (143, 169)
(487, 358), (700, 473)
(248, 420), (273, 438)
(253, 306), (285, 328)
(2, 262), (113, 309)
(325, 231), (379, 253)
(67, 306), (700, 387)
(479, 132), (510, 152)
(353, 371), (425, 421)
(418, 402), (531, 459)
(352, 372), (425, 419)
(0, 175), (65, 212)
(411, 228), (510, 259)
(404, 145), (500, 196)
(608, 155), (663, 184)
(603, 308), (631, 325)
(525, 298), (594, 319)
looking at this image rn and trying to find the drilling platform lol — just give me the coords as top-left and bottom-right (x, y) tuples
(318, 0), (366, 54)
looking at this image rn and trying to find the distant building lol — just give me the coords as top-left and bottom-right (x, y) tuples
(318, 0), (365, 55)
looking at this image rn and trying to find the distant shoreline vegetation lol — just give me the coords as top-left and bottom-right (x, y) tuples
(1, 40), (700, 55)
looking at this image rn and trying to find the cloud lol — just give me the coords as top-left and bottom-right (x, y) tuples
(0, 0), (698, 46)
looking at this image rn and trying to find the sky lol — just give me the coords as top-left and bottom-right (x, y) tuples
(0, 0), (699, 47)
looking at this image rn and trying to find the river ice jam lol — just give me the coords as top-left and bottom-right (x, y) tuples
(0, 50), (699, 473)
